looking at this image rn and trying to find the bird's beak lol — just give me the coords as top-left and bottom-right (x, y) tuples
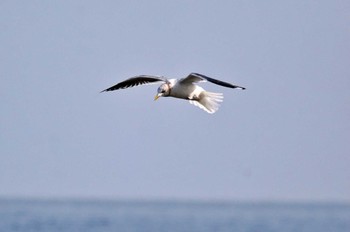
(154, 94), (160, 101)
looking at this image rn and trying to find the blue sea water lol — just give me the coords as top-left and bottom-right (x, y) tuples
(0, 199), (349, 232)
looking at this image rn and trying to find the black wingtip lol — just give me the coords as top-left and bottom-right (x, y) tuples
(100, 86), (118, 93)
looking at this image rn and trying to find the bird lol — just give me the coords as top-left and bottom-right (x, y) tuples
(101, 72), (245, 114)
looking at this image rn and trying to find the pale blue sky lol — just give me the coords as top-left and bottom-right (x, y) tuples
(1, 0), (349, 201)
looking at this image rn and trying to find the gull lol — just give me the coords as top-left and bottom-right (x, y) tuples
(101, 72), (245, 114)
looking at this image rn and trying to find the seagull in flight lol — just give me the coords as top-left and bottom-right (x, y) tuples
(101, 72), (245, 114)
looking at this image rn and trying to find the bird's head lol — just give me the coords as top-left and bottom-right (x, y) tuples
(154, 83), (170, 100)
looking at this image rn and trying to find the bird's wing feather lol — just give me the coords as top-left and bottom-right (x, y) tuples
(101, 75), (166, 92)
(180, 73), (245, 89)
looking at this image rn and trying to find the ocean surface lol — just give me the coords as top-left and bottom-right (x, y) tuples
(0, 199), (349, 232)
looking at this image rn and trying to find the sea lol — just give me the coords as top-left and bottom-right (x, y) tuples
(0, 198), (349, 232)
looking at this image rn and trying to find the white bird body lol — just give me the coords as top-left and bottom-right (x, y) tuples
(168, 79), (197, 99)
(101, 73), (245, 114)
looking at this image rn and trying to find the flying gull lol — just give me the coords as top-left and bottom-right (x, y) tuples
(101, 72), (245, 114)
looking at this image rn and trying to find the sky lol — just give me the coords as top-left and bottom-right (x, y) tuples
(1, 0), (349, 202)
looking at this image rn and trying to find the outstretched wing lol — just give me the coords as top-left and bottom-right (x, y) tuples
(180, 73), (245, 90)
(101, 75), (166, 92)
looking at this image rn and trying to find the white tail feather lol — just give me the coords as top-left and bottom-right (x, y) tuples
(189, 91), (223, 114)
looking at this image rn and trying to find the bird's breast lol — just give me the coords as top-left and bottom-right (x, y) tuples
(170, 84), (203, 100)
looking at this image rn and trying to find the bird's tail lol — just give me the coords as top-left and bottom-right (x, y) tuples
(189, 91), (223, 114)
